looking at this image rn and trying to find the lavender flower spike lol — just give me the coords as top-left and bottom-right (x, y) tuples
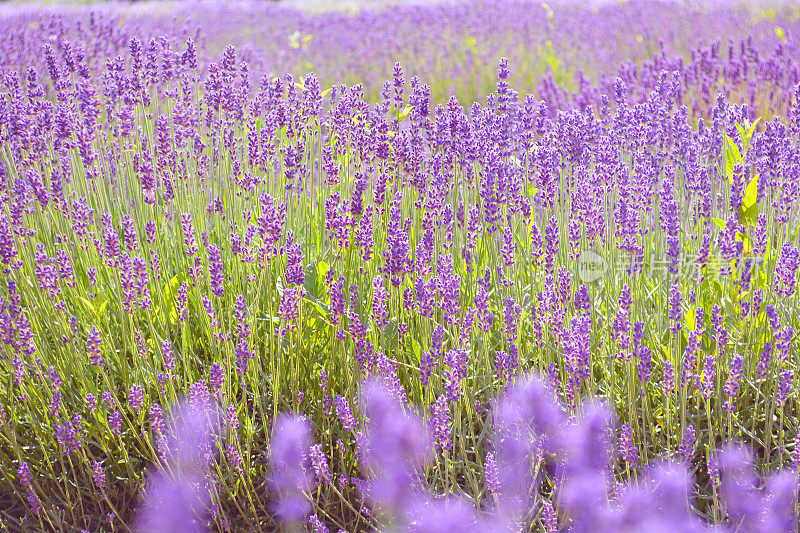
(268, 414), (313, 525)
(134, 395), (221, 532)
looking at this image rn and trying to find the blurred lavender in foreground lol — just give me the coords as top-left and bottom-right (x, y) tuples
(134, 386), (221, 532)
(268, 414), (313, 525)
(259, 376), (798, 532)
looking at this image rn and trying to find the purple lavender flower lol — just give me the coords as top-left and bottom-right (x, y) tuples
(429, 395), (452, 451)
(135, 396), (220, 532)
(49, 390), (62, 417)
(612, 285), (632, 353)
(129, 385), (144, 413)
(501, 225), (515, 267)
(540, 500), (558, 533)
(776, 326), (794, 364)
(162, 340), (176, 373)
(181, 213), (198, 257)
(619, 423), (638, 468)
(502, 297), (521, 342)
(54, 414), (81, 455)
(209, 363), (225, 396)
(492, 375), (563, 524)
(776, 369), (792, 405)
(680, 425), (696, 467)
(284, 231), (305, 286)
(207, 244), (225, 298)
(372, 276), (388, 328)
(0, 214), (18, 264)
(226, 442), (242, 472)
(436, 253), (461, 323)
(150, 403), (164, 435)
(278, 286), (305, 329)
(108, 410), (122, 436)
(660, 174), (681, 274)
(702, 354), (715, 399)
(87, 326), (104, 368)
(383, 194), (410, 286)
(663, 359), (675, 394)
(574, 284), (590, 312)
(757, 342), (772, 377)
(330, 276), (346, 326)
(234, 295), (250, 340)
(544, 216), (560, 270)
(334, 395), (357, 433)
(268, 416), (313, 525)
(774, 242), (799, 297)
(86, 393), (97, 413)
(307, 514), (329, 533)
(718, 445), (762, 531)
(723, 354), (744, 412)
(484, 452), (500, 496)
(309, 443), (332, 485)
(92, 461), (106, 490)
(637, 344), (652, 384)
(765, 304), (781, 331)
(707, 455), (721, 488)
(17, 462), (40, 513)
(794, 433), (800, 471)
(420, 324), (444, 387)
(360, 379), (430, 511)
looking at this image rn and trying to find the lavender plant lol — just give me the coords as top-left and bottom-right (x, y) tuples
(0, 0), (799, 531)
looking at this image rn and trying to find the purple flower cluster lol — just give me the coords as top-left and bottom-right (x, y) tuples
(254, 376), (799, 532)
(2, 2), (800, 530)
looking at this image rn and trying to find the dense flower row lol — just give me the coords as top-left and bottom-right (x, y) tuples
(3, 1), (800, 106)
(0, 1), (799, 531)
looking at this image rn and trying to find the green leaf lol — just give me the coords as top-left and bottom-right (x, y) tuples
(276, 277), (285, 297)
(383, 318), (399, 352)
(742, 174), (759, 208)
(740, 201), (758, 227)
(724, 134), (742, 183)
(736, 173), (760, 227)
(736, 122), (747, 148)
(303, 262), (323, 302)
(712, 280), (723, 299)
(317, 261), (330, 282)
(685, 306), (696, 331)
(78, 296), (95, 318)
(409, 338), (422, 364)
(256, 313), (282, 324)
(161, 274), (182, 326)
(303, 299), (329, 318)
(748, 117), (761, 138)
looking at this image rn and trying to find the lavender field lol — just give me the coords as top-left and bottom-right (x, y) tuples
(2, 0), (800, 531)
